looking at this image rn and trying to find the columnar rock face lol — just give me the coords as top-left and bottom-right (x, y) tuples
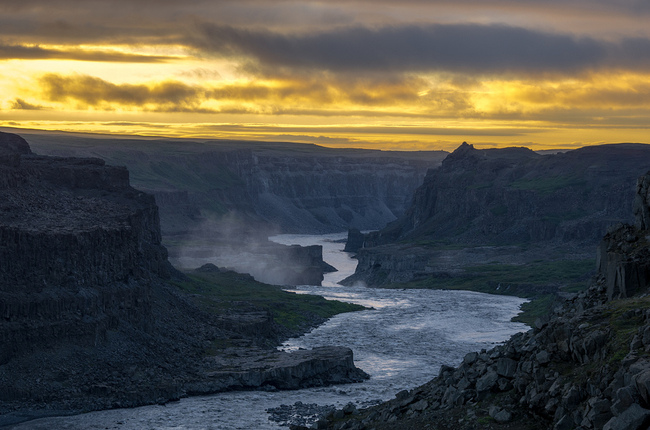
(597, 172), (650, 300)
(0, 132), (171, 363)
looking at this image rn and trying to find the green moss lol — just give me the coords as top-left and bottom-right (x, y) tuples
(512, 294), (556, 325)
(510, 176), (586, 194)
(490, 204), (508, 216)
(171, 271), (365, 332)
(381, 259), (594, 325)
(604, 297), (650, 364)
(477, 416), (495, 424)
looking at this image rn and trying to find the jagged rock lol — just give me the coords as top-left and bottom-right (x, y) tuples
(634, 369), (650, 406)
(464, 351), (478, 365)
(612, 386), (639, 416)
(344, 228), (365, 253)
(476, 370), (499, 393)
(586, 398), (613, 428)
(536, 350), (551, 365)
(410, 399), (428, 412)
(603, 403), (650, 430)
(489, 405), (512, 423)
(497, 357), (518, 378)
(554, 414), (575, 430)
(634, 173), (650, 231)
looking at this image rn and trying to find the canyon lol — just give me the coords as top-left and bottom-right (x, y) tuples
(0, 131), (367, 427)
(343, 142), (650, 318)
(312, 170), (650, 430)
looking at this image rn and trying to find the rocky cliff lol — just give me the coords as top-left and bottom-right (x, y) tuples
(0, 132), (171, 365)
(344, 142), (650, 291)
(312, 172), (650, 430)
(22, 133), (447, 235)
(362, 142), (650, 248)
(0, 131), (367, 426)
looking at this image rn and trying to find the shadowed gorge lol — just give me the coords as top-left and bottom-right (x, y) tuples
(21, 130), (446, 286)
(343, 143), (650, 324)
(0, 131), (368, 427)
(312, 170), (650, 430)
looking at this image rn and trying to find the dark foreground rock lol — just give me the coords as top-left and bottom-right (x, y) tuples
(0, 132), (367, 427)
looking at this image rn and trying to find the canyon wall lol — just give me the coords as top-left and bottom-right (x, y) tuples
(0, 132), (172, 364)
(23, 134), (447, 235)
(363, 142), (650, 248)
(321, 171), (650, 430)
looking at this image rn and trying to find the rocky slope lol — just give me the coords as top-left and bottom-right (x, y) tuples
(310, 171), (650, 430)
(0, 131), (367, 427)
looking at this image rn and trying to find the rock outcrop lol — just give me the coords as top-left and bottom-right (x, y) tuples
(315, 172), (650, 430)
(0, 132), (171, 365)
(597, 172), (650, 300)
(346, 142), (650, 289)
(0, 132), (367, 426)
(364, 142), (650, 248)
(170, 240), (336, 286)
(186, 346), (368, 394)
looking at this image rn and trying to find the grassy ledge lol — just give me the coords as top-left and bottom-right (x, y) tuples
(380, 259), (595, 326)
(171, 270), (365, 334)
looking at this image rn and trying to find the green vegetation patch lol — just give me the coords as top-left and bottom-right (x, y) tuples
(605, 296), (650, 364)
(382, 259), (594, 325)
(384, 259), (594, 295)
(171, 270), (365, 332)
(509, 175), (586, 194)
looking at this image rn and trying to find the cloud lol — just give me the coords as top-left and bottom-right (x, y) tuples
(35, 72), (436, 113)
(195, 23), (606, 75)
(10, 98), (46, 110)
(40, 74), (204, 108)
(0, 42), (172, 62)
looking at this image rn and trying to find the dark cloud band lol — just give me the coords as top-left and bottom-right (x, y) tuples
(196, 23), (650, 75)
(0, 42), (171, 62)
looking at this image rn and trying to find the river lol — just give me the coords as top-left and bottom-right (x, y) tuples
(12, 233), (528, 430)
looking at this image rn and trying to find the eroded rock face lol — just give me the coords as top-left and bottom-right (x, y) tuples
(364, 142), (650, 248)
(0, 132), (369, 424)
(0, 132), (173, 365)
(597, 172), (650, 300)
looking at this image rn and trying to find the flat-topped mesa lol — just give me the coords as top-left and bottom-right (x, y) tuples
(597, 171), (650, 300)
(0, 131), (171, 362)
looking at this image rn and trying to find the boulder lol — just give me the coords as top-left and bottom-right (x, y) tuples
(476, 370), (499, 393)
(497, 357), (518, 378)
(603, 404), (650, 430)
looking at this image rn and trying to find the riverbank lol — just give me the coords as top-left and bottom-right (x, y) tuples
(341, 240), (596, 325)
(0, 269), (367, 428)
(5, 234), (528, 430)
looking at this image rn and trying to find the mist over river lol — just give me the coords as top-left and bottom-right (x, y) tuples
(14, 233), (528, 430)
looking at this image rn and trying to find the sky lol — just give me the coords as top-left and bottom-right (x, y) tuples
(1, 0), (650, 151)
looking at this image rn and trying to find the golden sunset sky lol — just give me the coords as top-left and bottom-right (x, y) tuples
(1, 0), (650, 151)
